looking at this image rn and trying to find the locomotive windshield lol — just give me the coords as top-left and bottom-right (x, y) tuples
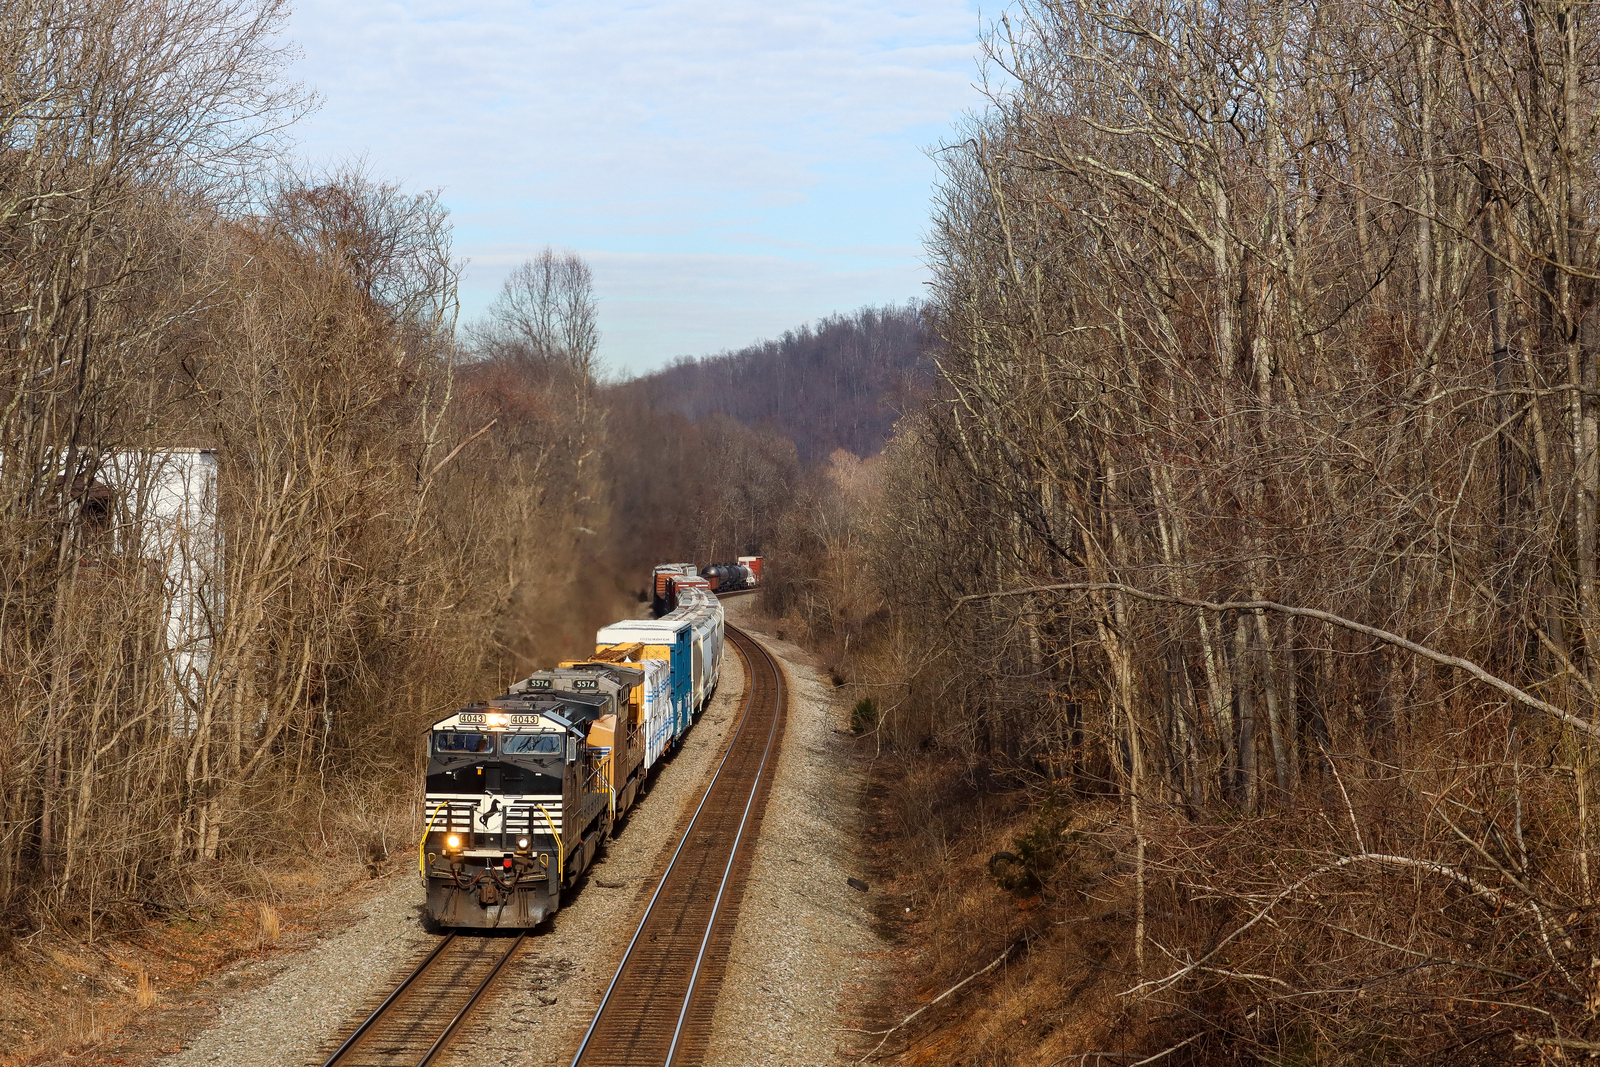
(434, 731), (493, 753)
(501, 733), (561, 755)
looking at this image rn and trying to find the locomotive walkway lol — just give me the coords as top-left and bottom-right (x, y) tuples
(310, 620), (787, 1067)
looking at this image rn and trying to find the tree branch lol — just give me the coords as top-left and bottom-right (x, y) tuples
(951, 582), (1600, 738)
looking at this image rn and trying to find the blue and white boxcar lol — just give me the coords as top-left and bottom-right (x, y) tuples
(675, 588), (724, 710)
(595, 619), (695, 740)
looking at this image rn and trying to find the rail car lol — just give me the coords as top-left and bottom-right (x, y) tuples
(650, 561), (697, 615)
(419, 576), (728, 929)
(699, 562), (753, 592)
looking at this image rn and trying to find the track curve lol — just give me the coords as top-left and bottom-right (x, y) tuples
(570, 622), (787, 1067)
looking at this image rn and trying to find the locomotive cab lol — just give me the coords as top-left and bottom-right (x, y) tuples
(548, 661), (649, 815)
(513, 666), (645, 849)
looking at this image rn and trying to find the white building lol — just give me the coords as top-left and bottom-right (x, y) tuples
(97, 449), (222, 734)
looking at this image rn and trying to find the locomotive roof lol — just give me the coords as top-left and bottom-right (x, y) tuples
(512, 662), (644, 694)
(429, 691), (606, 733)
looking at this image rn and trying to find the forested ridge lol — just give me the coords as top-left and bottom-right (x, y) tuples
(612, 304), (930, 465)
(0, 0), (633, 966)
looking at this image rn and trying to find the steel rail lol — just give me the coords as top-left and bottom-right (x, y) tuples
(662, 635), (782, 1066)
(416, 929), (529, 1066)
(320, 927), (528, 1067)
(320, 933), (457, 1067)
(567, 624), (781, 1067)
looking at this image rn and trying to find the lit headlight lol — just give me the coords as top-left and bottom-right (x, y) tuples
(445, 834), (461, 850)
(488, 712), (509, 728)
(516, 836), (531, 851)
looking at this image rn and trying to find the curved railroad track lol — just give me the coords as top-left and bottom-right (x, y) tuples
(315, 929), (527, 1067)
(570, 622), (787, 1067)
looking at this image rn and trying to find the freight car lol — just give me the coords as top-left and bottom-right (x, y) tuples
(651, 562), (698, 616)
(419, 579), (725, 929)
(699, 562), (752, 592)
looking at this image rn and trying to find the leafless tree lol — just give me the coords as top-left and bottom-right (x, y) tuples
(479, 248), (601, 381)
(0, 0), (627, 946)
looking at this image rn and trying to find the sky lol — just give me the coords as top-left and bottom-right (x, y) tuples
(281, 0), (991, 376)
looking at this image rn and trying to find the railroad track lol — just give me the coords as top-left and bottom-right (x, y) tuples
(570, 623), (787, 1067)
(316, 930), (527, 1067)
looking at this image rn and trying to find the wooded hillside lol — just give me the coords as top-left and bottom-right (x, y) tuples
(0, 0), (625, 936)
(767, 2), (1600, 1062)
(609, 304), (930, 465)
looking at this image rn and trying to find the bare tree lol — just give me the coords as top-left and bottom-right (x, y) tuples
(0, 0), (608, 940)
(480, 248), (601, 381)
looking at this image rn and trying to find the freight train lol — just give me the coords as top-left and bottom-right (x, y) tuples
(417, 562), (752, 929)
(651, 557), (760, 612)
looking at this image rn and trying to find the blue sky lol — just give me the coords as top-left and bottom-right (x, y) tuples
(282, 0), (989, 376)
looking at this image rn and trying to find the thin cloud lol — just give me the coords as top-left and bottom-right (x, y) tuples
(285, 0), (985, 372)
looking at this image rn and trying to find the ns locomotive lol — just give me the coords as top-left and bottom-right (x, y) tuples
(418, 572), (726, 928)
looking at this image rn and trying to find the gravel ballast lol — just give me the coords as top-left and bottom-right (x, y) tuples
(437, 654), (752, 1067)
(156, 597), (884, 1067)
(700, 601), (879, 1067)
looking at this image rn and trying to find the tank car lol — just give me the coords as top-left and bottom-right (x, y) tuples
(699, 562), (752, 592)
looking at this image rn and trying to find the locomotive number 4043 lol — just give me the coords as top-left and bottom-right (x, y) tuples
(456, 711), (542, 726)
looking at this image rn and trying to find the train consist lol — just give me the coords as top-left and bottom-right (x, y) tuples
(649, 556), (761, 614)
(418, 560), (756, 929)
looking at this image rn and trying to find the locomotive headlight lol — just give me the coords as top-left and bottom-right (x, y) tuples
(516, 836), (531, 851)
(445, 834), (461, 850)
(488, 712), (509, 728)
